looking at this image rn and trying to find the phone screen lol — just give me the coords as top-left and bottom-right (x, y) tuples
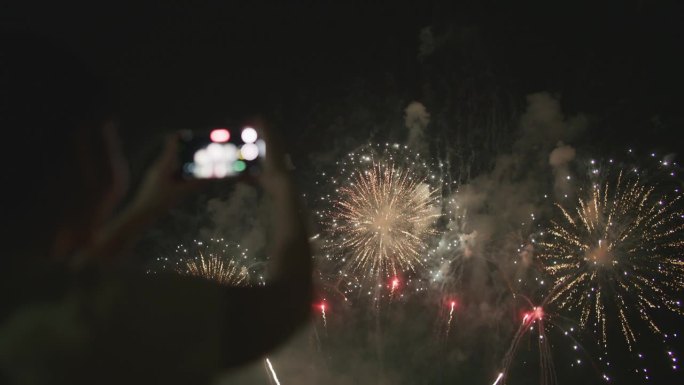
(179, 127), (265, 179)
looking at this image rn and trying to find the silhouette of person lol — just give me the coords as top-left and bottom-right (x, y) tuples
(0, 29), (312, 384)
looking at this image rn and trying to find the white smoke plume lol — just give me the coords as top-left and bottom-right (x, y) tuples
(438, 92), (586, 336)
(201, 184), (269, 258)
(404, 101), (430, 152)
(548, 143), (576, 198)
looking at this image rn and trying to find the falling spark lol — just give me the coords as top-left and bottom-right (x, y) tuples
(539, 170), (684, 350)
(390, 277), (400, 296)
(446, 300), (456, 338)
(265, 358), (281, 385)
(501, 305), (557, 385)
(320, 303), (327, 328)
(492, 372), (504, 385)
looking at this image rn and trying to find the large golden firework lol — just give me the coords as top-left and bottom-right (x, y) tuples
(328, 160), (441, 278)
(538, 170), (684, 349)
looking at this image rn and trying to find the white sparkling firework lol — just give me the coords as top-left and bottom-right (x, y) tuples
(318, 143), (443, 284)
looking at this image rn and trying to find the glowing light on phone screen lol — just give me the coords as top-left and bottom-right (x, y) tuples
(241, 127), (258, 143)
(233, 160), (246, 172)
(240, 143), (259, 161)
(210, 128), (230, 143)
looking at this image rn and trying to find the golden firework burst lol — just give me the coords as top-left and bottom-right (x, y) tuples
(329, 161), (441, 277)
(538, 170), (684, 350)
(181, 250), (250, 286)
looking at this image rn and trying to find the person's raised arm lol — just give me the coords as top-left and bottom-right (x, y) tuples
(86, 120), (313, 371)
(214, 120), (313, 365)
(259, 120), (312, 286)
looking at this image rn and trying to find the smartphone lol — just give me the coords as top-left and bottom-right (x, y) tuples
(179, 126), (266, 179)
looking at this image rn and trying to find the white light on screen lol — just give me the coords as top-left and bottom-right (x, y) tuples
(222, 143), (238, 161)
(194, 149), (210, 165)
(240, 143), (259, 161)
(207, 143), (225, 160)
(214, 163), (229, 178)
(193, 164), (212, 178)
(241, 127), (258, 143)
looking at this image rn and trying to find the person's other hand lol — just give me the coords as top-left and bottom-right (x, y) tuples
(129, 135), (207, 218)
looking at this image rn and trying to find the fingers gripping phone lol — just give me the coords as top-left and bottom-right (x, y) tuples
(179, 127), (266, 179)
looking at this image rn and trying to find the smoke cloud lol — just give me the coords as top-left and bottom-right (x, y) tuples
(201, 184), (269, 258)
(436, 92), (586, 354)
(418, 26), (435, 59)
(404, 101), (430, 152)
(449, 92), (584, 251)
(549, 143), (576, 198)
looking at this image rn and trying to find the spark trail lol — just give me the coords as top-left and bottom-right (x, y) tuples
(501, 306), (557, 385)
(446, 301), (456, 338)
(265, 358), (281, 385)
(491, 372), (504, 385)
(320, 303), (327, 328)
(390, 277), (400, 297)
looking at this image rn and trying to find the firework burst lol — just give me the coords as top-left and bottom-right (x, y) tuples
(152, 238), (260, 286)
(182, 250), (249, 285)
(538, 169), (684, 350)
(333, 162), (439, 274)
(318, 143), (443, 284)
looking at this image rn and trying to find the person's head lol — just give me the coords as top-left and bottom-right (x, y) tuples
(1, 29), (128, 262)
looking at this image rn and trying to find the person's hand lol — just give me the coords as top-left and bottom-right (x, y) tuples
(129, 135), (207, 218)
(76, 135), (208, 269)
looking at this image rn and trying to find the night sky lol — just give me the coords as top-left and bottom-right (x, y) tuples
(3, 1), (684, 384)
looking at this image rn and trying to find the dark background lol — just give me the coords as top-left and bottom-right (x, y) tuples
(2, 1), (683, 384)
(4, 0), (683, 157)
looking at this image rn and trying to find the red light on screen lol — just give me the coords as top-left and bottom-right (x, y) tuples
(210, 128), (230, 143)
